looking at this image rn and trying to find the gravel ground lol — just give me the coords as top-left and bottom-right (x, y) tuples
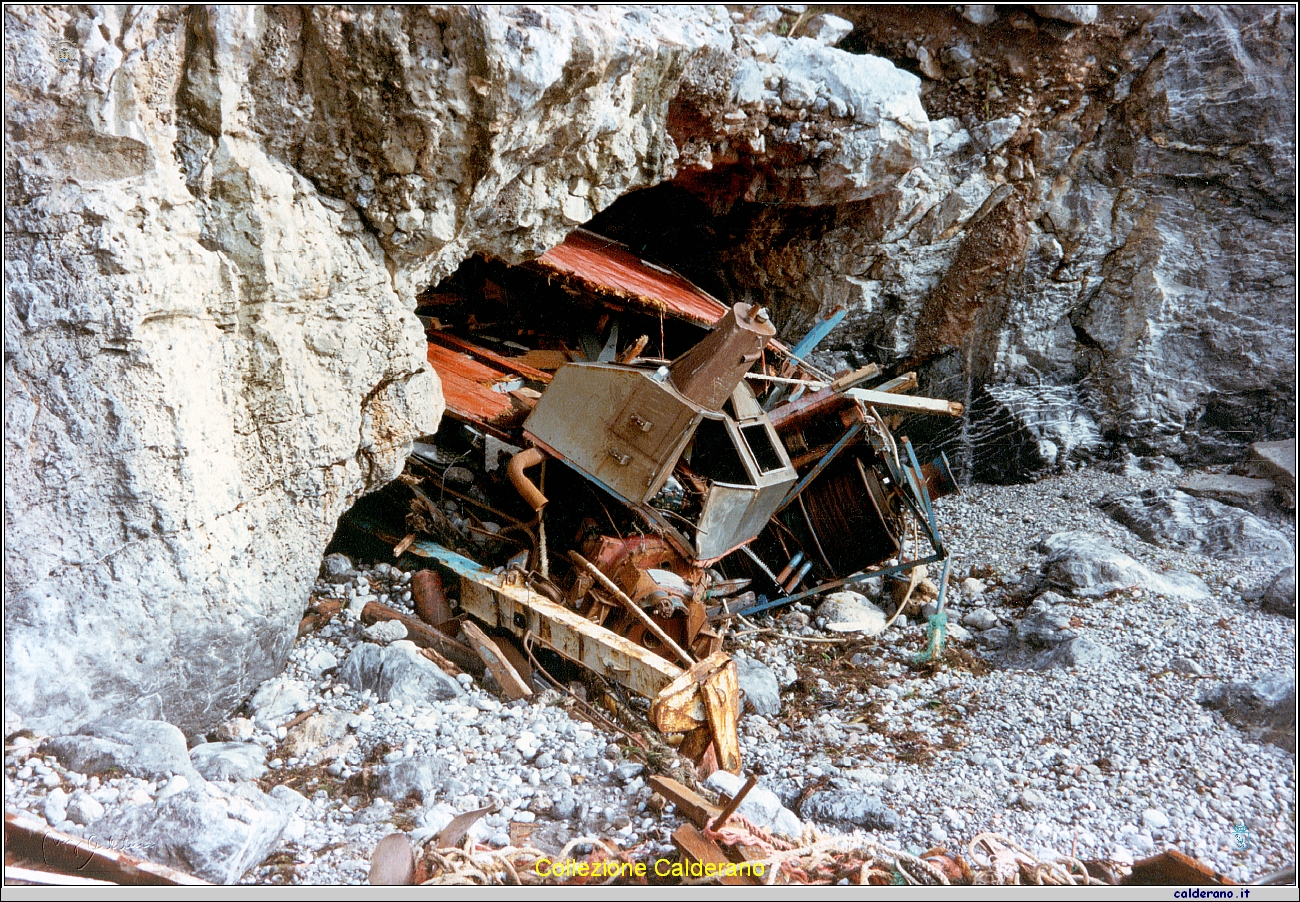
(4, 462), (1294, 884)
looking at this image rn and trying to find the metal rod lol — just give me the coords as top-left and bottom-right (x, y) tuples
(783, 560), (814, 593)
(735, 552), (945, 618)
(774, 551), (804, 586)
(567, 551), (695, 668)
(708, 773), (759, 832)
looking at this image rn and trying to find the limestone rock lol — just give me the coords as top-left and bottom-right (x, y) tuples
(340, 641), (463, 706)
(1098, 488), (1293, 568)
(363, 620), (408, 645)
(1180, 473), (1280, 516)
(376, 756), (450, 805)
(190, 741), (268, 782)
(44, 717), (201, 783)
(962, 608), (999, 631)
(815, 592), (888, 634)
(1, 5), (740, 736)
(1036, 531), (1211, 600)
(86, 781), (292, 884)
(1200, 673), (1296, 752)
(711, 6), (1294, 479)
(249, 677), (311, 731)
(281, 711), (351, 760)
(1258, 568), (1296, 619)
(799, 780), (901, 832)
(704, 770), (802, 841)
(801, 14), (854, 47)
(321, 554), (357, 585)
(1247, 439), (1297, 507)
(958, 6), (1000, 26)
(1032, 6), (1098, 26)
(733, 655), (782, 717)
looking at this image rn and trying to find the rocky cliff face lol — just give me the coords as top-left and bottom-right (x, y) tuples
(4, 5), (1293, 734)
(675, 6), (1296, 476)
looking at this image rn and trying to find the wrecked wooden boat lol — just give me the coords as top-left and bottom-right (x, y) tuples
(340, 228), (963, 773)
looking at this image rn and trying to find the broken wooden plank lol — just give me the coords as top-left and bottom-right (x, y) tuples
(418, 646), (464, 678)
(671, 824), (760, 886)
(4, 811), (210, 886)
(648, 775), (722, 828)
(359, 601), (484, 676)
(828, 363), (882, 393)
(872, 371), (918, 394)
(845, 387), (964, 417)
(461, 621), (533, 700)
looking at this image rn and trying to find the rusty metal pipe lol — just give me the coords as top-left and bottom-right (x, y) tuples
(783, 561), (813, 593)
(507, 447), (549, 512)
(774, 551), (804, 587)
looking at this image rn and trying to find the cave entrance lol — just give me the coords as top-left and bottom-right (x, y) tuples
(323, 205), (744, 575)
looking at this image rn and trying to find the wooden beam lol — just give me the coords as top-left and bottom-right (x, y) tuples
(671, 825), (759, 886)
(845, 387), (964, 417)
(648, 775), (721, 828)
(829, 363), (882, 392)
(461, 621), (533, 700)
(359, 602), (484, 676)
(872, 371), (918, 394)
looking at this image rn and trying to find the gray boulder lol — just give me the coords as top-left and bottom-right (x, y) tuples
(376, 756), (450, 804)
(979, 598), (1116, 671)
(1036, 531), (1211, 600)
(321, 553), (357, 584)
(799, 780), (901, 832)
(1032, 5), (1098, 25)
(1200, 673), (1296, 752)
(190, 742), (268, 782)
(44, 717), (200, 783)
(1181, 473), (1279, 516)
(704, 770), (803, 841)
(815, 591), (887, 634)
(1258, 567), (1296, 619)
(282, 711), (351, 760)
(734, 655), (782, 717)
(248, 677), (311, 731)
(959, 6), (1000, 26)
(1246, 439), (1296, 507)
(340, 641), (463, 705)
(800, 13), (853, 47)
(86, 781), (291, 884)
(1097, 488), (1293, 568)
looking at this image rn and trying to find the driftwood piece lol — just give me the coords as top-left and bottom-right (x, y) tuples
(461, 621), (533, 700)
(671, 824), (759, 886)
(648, 775), (722, 828)
(359, 601), (484, 676)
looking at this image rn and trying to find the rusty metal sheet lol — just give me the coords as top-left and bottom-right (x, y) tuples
(532, 229), (730, 328)
(425, 341), (522, 426)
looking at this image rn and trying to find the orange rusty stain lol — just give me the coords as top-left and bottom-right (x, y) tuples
(533, 229), (730, 328)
